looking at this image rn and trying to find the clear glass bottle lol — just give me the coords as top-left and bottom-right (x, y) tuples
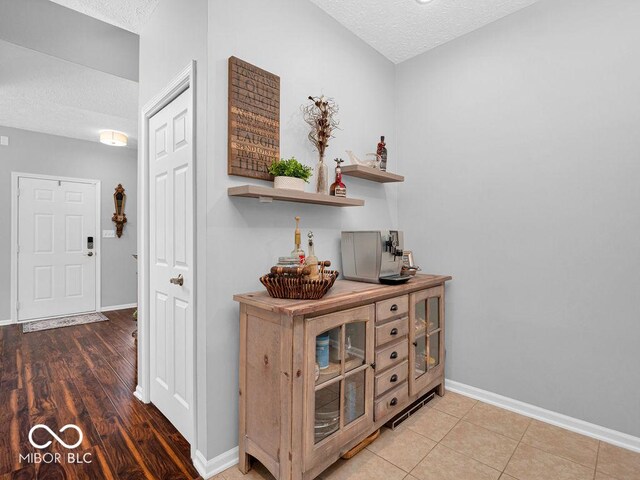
(291, 216), (305, 264)
(377, 136), (387, 172)
(306, 231), (319, 280)
(315, 155), (329, 195)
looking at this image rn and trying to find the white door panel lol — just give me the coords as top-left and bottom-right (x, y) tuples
(149, 88), (194, 443)
(17, 177), (97, 321)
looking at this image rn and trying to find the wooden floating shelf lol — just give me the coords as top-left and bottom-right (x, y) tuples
(341, 165), (404, 183)
(228, 185), (365, 207)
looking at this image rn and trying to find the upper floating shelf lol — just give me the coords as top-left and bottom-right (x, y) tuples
(228, 185), (365, 207)
(340, 165), (404, 183)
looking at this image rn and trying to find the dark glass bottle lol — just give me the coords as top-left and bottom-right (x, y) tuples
(330, 158), (346, 197)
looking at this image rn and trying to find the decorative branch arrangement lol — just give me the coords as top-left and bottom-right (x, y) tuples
(302, 95), (340, 158)
(302, 95), (340, 194)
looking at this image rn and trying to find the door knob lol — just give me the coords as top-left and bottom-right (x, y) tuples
(169, 274), (184, 286)
(87, 252), (94, 257)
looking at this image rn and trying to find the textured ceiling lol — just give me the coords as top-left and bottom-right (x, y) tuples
(0, 40), (138, 147)
(310, 0), (541, 63)
(49, 0), (158, 33)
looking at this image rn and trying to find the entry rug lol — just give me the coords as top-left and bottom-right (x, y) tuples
(22, 312), (109, 333)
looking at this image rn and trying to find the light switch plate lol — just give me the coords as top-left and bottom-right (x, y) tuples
(0, 136), (8, 146)
(103, 230), (116, 238)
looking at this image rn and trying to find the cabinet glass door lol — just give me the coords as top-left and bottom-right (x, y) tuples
(307, 305), (374, 468)
(410, 288), (444, 395)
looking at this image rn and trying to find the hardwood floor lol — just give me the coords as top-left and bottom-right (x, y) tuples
(0, 309), (201, 480)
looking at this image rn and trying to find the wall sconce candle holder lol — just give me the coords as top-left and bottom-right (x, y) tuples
(112, 184), (127, 238)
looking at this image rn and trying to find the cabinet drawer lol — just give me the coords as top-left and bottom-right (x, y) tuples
(375, 338), (407, 372)
(375, 360), (408, 397)
(376, 295), (408, 323)
(374, 383), (409, 421)
(375, 317), (408, 347)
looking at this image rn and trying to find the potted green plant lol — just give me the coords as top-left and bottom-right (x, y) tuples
(268, 157), (313, 191)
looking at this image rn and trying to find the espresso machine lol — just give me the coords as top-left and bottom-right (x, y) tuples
(340, 230), (410, 284)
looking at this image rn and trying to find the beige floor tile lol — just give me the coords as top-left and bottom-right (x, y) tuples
(597, 442), (640, 480)
(441, 421), (518, 471)
(322, 449), (406, 480)
(463, 402), (531, 441)
(410, 444), (501, 480)
(222, 462), (275, 480)
(405, 405), (460, 442)
(431, 391), (478, 418)
(504, 444), (594, 480)
(367, 427), (437, 472)
(499, 476), (517, 480)
(595, 472), (620, 480)
(520, 420), (598, 468)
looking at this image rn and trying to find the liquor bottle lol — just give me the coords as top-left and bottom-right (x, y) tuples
(330, 158), (347, 197)
(290, 216), (305, 265)
(305, 231), (319, 280)
(377, 136), (387, 171)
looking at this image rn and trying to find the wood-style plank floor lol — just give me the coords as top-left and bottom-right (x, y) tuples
(0, 308), (201, 480)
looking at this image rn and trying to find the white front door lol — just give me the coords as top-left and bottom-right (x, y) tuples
(17, 176), (98, 322)
(149, 88), (194, 442)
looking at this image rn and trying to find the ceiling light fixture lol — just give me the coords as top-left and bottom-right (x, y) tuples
(415, 0), (434, 3)
(99, 130), (128, 147)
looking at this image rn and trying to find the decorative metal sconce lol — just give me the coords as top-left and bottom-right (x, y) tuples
(112, 184), (127, 238)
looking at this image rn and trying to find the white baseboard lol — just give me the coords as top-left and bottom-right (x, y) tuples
(0, 319), (14, 327)
(446, 379), (640, 453)
(193, 447), (239, 479)
(133, 385), (146, 403)
(101, 303), (137, 312)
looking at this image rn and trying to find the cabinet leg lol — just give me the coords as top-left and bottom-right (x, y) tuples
(238, 451), (251, 474)
(436, 382), (445, 397)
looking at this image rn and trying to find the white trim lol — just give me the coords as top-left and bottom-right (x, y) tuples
(10, 172), (102, 323)
(138, 62), (198, 455)
(445, 379), (640, 453)
(101, 303), (138, 312)
(0, 319), (14, 327)
(193, 447), (239, 479)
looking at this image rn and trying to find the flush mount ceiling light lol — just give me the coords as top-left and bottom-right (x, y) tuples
(415, 0), (434, 3)
(99, 130), (128, 147)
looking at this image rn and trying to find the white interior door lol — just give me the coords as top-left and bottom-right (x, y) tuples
(149, 88), (194, 442)
(17, 177), (98, 322)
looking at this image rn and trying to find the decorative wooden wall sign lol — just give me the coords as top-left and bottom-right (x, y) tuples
(228, 56), (280, 180)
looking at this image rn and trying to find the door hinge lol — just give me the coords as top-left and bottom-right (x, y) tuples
(16, 245), (20, 254)
(16, 188), (21, 198)
(16, 302), (21, 311)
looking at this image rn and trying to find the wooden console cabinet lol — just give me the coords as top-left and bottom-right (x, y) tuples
(234, 274), (451, 480)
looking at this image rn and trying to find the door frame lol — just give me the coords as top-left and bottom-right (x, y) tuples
(10, 171), (102, 324)
(137, 61), (198, 452)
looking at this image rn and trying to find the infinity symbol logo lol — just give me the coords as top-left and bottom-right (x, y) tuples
(28, 424), (83, 449)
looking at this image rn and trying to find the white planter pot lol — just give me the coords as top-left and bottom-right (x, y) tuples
(273, 176), (305, 191)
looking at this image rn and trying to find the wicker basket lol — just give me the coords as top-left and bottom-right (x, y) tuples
(260, 267), (339, 300)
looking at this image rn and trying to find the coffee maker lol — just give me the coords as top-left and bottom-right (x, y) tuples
(340, 231), (409, 284)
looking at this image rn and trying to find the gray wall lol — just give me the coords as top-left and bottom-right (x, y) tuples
(0, 126), (138, 319)
(208, 0), (397, 457)
(397, 0), (640, 437)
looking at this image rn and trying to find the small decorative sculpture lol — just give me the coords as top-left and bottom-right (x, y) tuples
(346, 150), (381, 169)
(112, 184), (127, 238)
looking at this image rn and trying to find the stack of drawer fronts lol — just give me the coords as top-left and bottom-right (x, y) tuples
(374, 295), (410, 420)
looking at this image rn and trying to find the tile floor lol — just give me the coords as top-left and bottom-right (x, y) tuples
(218, 391), (640, 480)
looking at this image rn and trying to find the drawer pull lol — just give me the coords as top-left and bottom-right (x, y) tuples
(390, 328), (398, 336)
(390, 374), (398, 383)
(390, 397), (398, 407)
(390, 351), (398, 360)
(390, 304), (398, 312)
